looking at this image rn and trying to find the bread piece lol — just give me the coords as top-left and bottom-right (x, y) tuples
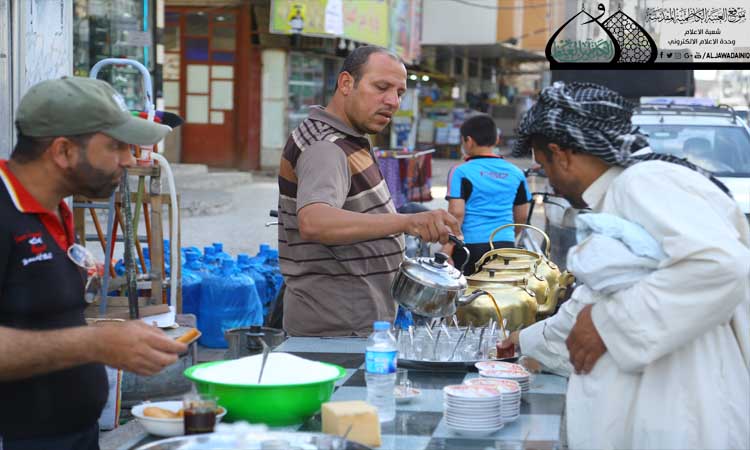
(143, 406), (180, 419)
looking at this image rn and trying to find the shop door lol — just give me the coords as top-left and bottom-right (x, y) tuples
(166, 8), (239, 167)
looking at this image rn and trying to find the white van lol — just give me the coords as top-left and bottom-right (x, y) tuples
(632, 99), (750, 216)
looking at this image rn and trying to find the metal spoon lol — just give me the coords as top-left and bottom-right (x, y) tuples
(441, 323), (452, 340)
(449, 327), (470, 361)
(433, 329), (442, 360)
(256, 337), (270, 384)
(424, 324), (435, 342)
(476, 326), (487, 359)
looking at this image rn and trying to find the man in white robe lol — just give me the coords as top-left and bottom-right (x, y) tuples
(512, 81), (750, 450)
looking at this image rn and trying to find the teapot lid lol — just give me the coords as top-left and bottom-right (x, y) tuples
(467, 268), (527, 284)
(401, 252), (467, 291)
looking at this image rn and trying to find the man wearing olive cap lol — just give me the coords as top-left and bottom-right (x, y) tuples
(0, 77), (187, 450)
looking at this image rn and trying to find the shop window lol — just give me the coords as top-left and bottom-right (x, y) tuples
(468, 58), (478, 77)
(164, 24), (180, 52)
(185, 38), (209, 61)
(288, 53), (324, 135)
(481, 59), (493, 80)
(186, 95), (209, 123)
(166, 11), (180, 24)
(214, 13), (236, 25)
(186, 12), (209, 35)
(74, 0), (155, 110)
(211, 26), (236, 52)
(187, 65), (210, 94)
(454, 57), (463, 75)
(210, 111), (225, 124)
(211, 80), (234, 110)
(213, 52), (235, 63)
(212, 66), (234, 79)
(163, 81), (180, 108)
(323, 57), (339, 104)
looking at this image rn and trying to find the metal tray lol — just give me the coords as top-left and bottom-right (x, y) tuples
(135, 430), (371, 450)
(399, 354), (519, 372)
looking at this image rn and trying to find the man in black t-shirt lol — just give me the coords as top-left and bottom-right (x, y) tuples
(0, 77), (187, 450)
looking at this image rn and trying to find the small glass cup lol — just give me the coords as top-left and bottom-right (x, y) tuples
(183, 393), (218, 435)
(496, 339), (516, 359)
(395, 368), (411, 397)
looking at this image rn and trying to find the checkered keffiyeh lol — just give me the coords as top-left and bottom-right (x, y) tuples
(514, 81), (731, 197)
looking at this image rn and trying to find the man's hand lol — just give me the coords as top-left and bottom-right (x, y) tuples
(405, 209), (461, 244)
(566, 304), (607, 374)
(504, 330), (520, 347)
(93, 321), (188, 376)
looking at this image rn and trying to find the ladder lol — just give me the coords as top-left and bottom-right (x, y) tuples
(72, 58), (169, 319)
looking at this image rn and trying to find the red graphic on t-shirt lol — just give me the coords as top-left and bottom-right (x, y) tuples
(14, 232), (47, 254)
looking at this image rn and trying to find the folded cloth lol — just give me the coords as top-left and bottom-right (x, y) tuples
(521, 213), (667, 377)
(567, 213), (666, 295)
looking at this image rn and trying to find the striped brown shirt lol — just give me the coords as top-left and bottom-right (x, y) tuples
(278, 106), (405, 336)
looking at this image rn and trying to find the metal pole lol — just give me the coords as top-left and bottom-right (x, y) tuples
(121, 170), (140, 319)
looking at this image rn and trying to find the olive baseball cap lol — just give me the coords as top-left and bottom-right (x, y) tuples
(16, 77), (172, 145)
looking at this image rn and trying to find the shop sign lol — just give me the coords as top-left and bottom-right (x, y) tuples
(270, 0), (389, 47)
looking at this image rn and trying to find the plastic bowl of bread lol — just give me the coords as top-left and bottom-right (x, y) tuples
(131, 400), (227, 437)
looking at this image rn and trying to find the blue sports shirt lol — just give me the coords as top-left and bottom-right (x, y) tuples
(446, 155), (531, 244)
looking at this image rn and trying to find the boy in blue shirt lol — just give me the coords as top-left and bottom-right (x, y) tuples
(443, 114), (531, 274)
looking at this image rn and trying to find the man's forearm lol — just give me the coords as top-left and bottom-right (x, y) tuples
(298, 204), (407, 245)
(0, 325), (98, 381)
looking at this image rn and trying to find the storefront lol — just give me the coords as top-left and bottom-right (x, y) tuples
(73, 0), (156, 111)
(287, 51), (341, 137)
(161, 3), (260, 169)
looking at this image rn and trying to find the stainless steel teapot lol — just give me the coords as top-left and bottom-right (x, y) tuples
(391, 236), (488, 317)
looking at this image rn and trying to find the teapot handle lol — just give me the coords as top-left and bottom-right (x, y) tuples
(448, 235), (471, 276)
(488, 223), (551, 258)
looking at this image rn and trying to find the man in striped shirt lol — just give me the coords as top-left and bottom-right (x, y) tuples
(278, 46), (460, 336)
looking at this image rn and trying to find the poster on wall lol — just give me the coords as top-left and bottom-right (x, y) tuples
(270, 0), (389, 47)
(389, 0), (421, 64)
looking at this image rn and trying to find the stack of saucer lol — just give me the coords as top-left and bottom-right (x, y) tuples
(475, 361), (530, 393)
(442, 384), (504, 436)
(465, 377), (522, 423)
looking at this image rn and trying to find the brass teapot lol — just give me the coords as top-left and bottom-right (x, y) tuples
(455, 270), (538, 331)
(456, 224), (575, 329)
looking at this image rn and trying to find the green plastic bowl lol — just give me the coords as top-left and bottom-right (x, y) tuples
(184, 360), (346, 426)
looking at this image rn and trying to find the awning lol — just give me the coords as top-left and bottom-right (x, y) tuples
(427, 43), (547, 62)
(405, 64), (456, 84)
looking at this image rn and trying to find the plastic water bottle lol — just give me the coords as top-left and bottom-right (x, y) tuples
(365, 321), (398, 422)
(213, 242), (232, 261)
(182, 252), (203, 317)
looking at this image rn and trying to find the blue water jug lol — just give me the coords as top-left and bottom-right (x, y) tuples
(198, 259), (263, 348)
(203, 246), (218, 269)
(182, 252), (203, 317)
(238, 255), (271, 316)
(262, 249), (284, 299)
(213, 242), (232, 262)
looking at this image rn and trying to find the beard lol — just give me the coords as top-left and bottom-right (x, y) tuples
(67, 156), (121, 198)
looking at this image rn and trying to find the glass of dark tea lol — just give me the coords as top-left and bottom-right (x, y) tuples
(496, 339), (516, 359)
(183, 393), (218, 435)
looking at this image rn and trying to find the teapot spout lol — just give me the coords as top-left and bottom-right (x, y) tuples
(457, 289), (490, 306)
